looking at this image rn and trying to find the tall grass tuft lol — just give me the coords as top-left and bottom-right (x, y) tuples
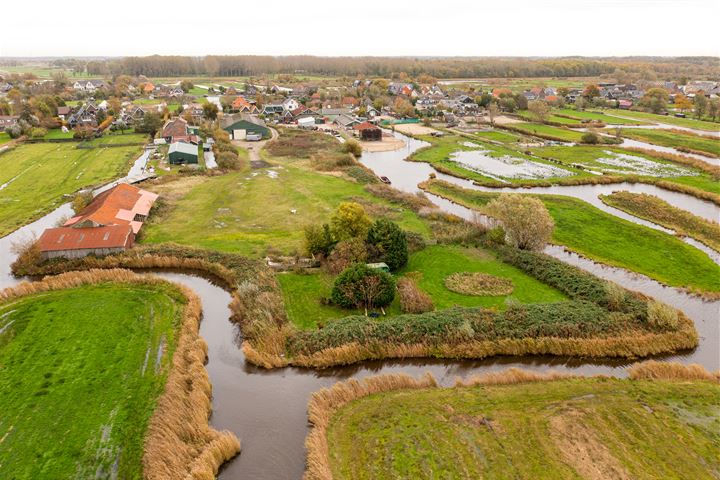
(629, 360), (720, 382)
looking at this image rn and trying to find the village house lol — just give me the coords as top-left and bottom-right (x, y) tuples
(341, 96), (360, 108)
(335, 114), (360, 130)
(68, 103), (98, 128)
(56, 105), (72, 120)
(231, 96), (260, 114)
(73, 80), (105, 92)
(0, 115), (19, 131)
(37, 184), (158, 260)
(161, 117), (199, 144)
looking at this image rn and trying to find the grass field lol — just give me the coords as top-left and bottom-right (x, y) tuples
(474, 130), (521, 144)
(0, 142), (142, 236)
(278, 244), (566, 329)
(507, 122), (586, 142)
(555, 108), (644, 125)
(41, 129), (75, 140)
(601, 191), (720, 252)
(620, 128), (720, 157)
(0, 282), (184, 478)
(602, 109), (720, 131)
(324, 377), (720, 479)
(423, 180), (720, 293)
(0, 132), (12, 145)
(142, 161), (428, 257)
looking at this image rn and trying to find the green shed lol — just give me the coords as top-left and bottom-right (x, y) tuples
(168, 142), (199, 164)
(223, 120), (270, 140)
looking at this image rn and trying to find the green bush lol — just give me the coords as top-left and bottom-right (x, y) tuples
(366, 219), (408, 271)
(331, 264), (395, 310)
(304, 223), (336, 257)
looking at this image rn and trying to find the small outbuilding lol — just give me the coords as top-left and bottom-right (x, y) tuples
(168, 142), (199, 164)
(354, 121), (382, 141)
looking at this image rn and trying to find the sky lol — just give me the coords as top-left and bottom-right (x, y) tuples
(2, 0), (719, 58)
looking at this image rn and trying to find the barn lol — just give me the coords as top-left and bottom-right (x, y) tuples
(222, 114), (270, 140)
(354, 122), (382, 141)
(168, 142), (199, 164)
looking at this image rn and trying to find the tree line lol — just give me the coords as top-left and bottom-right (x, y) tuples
(57, 55), (719, 80)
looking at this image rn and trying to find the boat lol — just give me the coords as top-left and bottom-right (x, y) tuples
(380, 176), (391, 184)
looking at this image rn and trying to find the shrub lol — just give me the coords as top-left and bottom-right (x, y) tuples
(444, 272), (514, 296)
(304, 223), (336, 257)
(581, 131), (601, 144)
(30, 127), (47, 138)
(397, 277), (434, 313)
(647, 301), (680, 330)
(485, 194), (554, 251)
(326, 238), (368, 275)
(366, 219), (408, 271)
(331, 202), (371, 240)
(342, 139), (362, 157)
(7, 124), (22, 138)
(216, 151), (241, 170)
(331, 264), (395, 312)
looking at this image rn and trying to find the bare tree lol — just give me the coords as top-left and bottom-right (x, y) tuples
(487, 103), (499, 126)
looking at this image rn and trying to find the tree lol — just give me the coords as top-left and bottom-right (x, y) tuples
(487, 102), (499, 125)
(342, 139), (362, 157)
(575, 96), (588, 111)
(393, 97), (414, 117)
(135, 112), (163, 136)
(708, 98), (720, 121)
(115, 120), (127, 134)
(202, 102), (219, 120)
(583, 84), (600, 99)
(694, 94), (709, 119)
(326, 238), (368, 274)
(485, 194), (554, 251)
(499, 97), (517, 113)
(331, 264), (395, 314)
(216, 151), (241, 170)
(674, 94), (693, 113)
(639, 88), (669, 114)
(72, 191), (94, 214)
(366, 219), (408, 271)
(304, 223), (336, 257)
(331, 202), (371, 240)
(180, 80), (194, 93)
(528, 100), (550, 123)
(107, 97), (122, 115)
(581, 131), (601, 144)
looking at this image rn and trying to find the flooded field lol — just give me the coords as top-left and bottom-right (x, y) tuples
(589, 150), (696, 177)
(449, 149), (573, 180)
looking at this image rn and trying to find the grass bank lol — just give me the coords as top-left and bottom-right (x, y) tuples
(0, 142), (142, 236)
(601, 191), (720, 252)
(602, 109), (720, 131)
(0, 269), (239, 479)
(620, 128), (719, 158)
(421, 179), (720, 294)
(306, 365), (720, 480)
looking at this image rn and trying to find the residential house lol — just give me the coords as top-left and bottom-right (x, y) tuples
(37, 184), (158, 260)
(68, 103), (98, 128)
(319, 107), (351, 122)
(0, 115), (19, 131)
(143, 83), (156, 95)
(72, 80), (105, 92)
(262, 103), (285, 116)
(231, 96), (259, 114)
(282, 97), (300, 112)
(341, 96), (360, 108)
(271, 85), (293, 94)
(335, 114), (360, 129)
(618, 99), (633, 109)
(57, 106), (72, 120)
(161, 117), (198, 144)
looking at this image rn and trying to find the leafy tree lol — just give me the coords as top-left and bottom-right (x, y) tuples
(331, 264), (395, 313)
(331, 202), (371, 240)
(326, 238), (368, 274)
(304, 223), (335, 257)
(202, 102), (219, 120)
(694, 94), (709, 119)
(708, 98), (720, 121)
(180, 80), (194, 93)
(393, 97), (414, 117)
(366, 219), (408, 271)
(674, 94), (693, 113)
(135, 112), (163, 136)
(528, 100), (550, 123)
(115, 120), (127, 134)
(342, 139), (362, 157)
(499, 97), (517, 113)
(71, 191), (94, 214)
(486, 194), (554, 251)
(639, 88), (669, 114)
(583, 84), (600, 99)
(581, 131), (601, 144)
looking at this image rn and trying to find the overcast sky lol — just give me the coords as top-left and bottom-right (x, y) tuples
(2, 0), (719, 57)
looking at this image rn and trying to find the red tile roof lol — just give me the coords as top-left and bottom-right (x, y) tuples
(492, 88), (513, 97)
(353, 121), (379, 131)
(38, 225), (134, 252)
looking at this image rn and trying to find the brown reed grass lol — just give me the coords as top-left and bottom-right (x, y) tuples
(628, 360), (720, 382)
(0, 269), (242, 479)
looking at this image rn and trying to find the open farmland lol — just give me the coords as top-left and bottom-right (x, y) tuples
(0, 282), (184, 478)
(0, 142), (142, 236)
(620, 128), (720, 157)
(602, 109), (720, 131)
(321, 376), (720, 480)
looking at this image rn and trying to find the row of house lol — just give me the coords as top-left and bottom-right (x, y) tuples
(37, 184), (157, 259)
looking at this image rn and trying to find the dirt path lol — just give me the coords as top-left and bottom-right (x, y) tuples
(232, 127), (278, 166)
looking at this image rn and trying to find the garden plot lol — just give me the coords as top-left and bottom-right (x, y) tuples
(449, 149), (573, 180)
(590, 151), (697, 177)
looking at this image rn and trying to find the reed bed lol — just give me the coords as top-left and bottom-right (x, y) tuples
(0, 269), (241, 479)
(305, 372), (437, 480)
(628, 360), (720, 382)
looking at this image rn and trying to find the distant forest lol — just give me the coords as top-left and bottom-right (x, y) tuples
(4, 56), (719, 80)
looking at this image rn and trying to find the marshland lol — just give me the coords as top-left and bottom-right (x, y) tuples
(1, 52), (719, 479)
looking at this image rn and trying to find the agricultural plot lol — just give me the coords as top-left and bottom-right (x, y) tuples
(474, 129), (521, 144)
(0, 142), (142, 236)
(422, 179), (720, 293)
(321, 377), (720, 480)
(0, 282), (183, 478)
(620, 128), (720, 157)
(602, 109), (720, 131)
(505, 122), (587, 142)
(278, 244), (566, 329)
(555, 108), (644, 125)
